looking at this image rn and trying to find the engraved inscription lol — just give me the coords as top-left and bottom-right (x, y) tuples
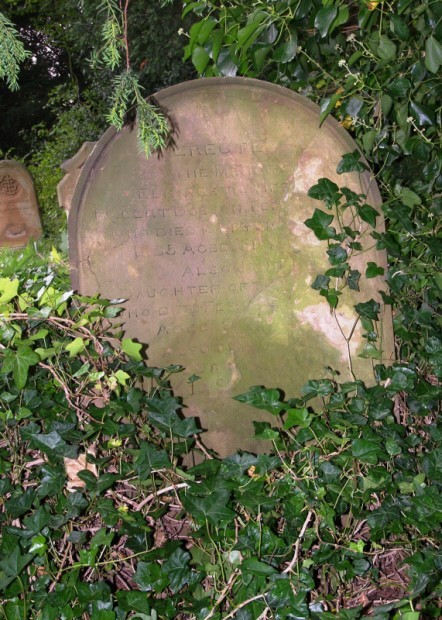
(71, 79), (393, 455)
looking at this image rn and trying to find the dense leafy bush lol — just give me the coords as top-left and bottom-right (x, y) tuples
(0, 199), (440, 618)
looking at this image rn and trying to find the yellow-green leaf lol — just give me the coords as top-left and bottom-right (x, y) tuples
(122, 338), (142, 361)
(65, 337), (87, 357)
(0, 277), (19, 303)
(115, 370), (130, 386)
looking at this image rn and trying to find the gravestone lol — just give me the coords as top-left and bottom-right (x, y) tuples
(0, 160), (42, 248)
(57, 142), (96, 215)
(68, 78), (394, 455)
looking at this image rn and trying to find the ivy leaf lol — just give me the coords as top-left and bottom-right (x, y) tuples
(133, 562), (168, 593)
(320, 288), (342, 309)
(307, 178), (340, 207)
(351, 438), (381, 464)
(122, 338), (142, 361)
(327, 245), (348, 265)
(163, 548), (192, 593)
(365, 262), (385, 278)
(30, 431), (76, 459)
(301, 379), (334, 399)
(5, 488), (35, 518)
(172, 416), (201, 437)
(304, 209), (336, 240)
(356, 203), (379, 227)
(114, 369), (130, 386)
(65, 337), (87, 358)
(134, 441), (171, 479)
(367, 499), (403, 539)
(241, 557), (277, 576)
(311, 274), (330, 290)
(354, 299), (380, 320)
(283, 407), (310, 429)
(234, 386), (283, 414)
(183, 490), (235, 525)
(347, 269), (361, 291)
(253, 422), (279, 440)
(0, 277), (19, 303)
(29, 534), (47, 556)
(336, 150), (369, 174)
(0, 547), (34, 590)
(425, 36), (442, 73)
(13, 345), (40, 390)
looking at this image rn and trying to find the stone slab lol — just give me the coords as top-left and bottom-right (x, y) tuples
(0, 160), (42, 248)
(57, 141), (96, 215)
(69, 78), (394, 456)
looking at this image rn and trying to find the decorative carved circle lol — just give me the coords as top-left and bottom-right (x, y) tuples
(0, 175), (19, 196)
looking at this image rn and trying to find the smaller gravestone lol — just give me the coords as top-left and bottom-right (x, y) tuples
(0, 160), (42, 248)
(57, 142), (96, 215)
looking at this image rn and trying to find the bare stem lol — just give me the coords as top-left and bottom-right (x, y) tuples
(201, 569), (240, 620)
(134, 482), (190, 511)
(282, 510), (313, 574)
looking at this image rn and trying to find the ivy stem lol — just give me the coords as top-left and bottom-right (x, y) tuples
(221, 593), (267, 620)
(282, 509), (313, 574)
(201, 569), (240, 620)
(134, 481), (190, 511)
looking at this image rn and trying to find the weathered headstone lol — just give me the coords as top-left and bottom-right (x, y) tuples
(68, 78), (394, 455)
(0, 160), (42, 248)
(57, 142), (96, 215)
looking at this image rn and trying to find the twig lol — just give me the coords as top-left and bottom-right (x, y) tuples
(134, 482), (190, 511)
(49, 539), (72, 592)
(201, 569), (240, 620)
(194, 435), (214, 459)
(282, 510), (313, 574)
(222, 594), (267, 620)
(38, 362), (92, 420)
(256, 608), (271, 620)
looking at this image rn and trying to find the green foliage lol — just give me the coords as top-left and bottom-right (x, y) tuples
(0, 11), (30, 90)
(106, 68), (170, 157)
(0, 231), (441, 616)
(95, 1), (171, 157)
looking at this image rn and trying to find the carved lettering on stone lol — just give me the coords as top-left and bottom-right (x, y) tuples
(69, 78), (394, 455)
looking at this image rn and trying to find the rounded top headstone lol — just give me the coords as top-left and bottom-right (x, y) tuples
(69, 78), (394, 456)
(0, 160), (42, 248)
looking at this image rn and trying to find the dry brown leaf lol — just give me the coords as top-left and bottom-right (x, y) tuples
(64, 453), (98, 492)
